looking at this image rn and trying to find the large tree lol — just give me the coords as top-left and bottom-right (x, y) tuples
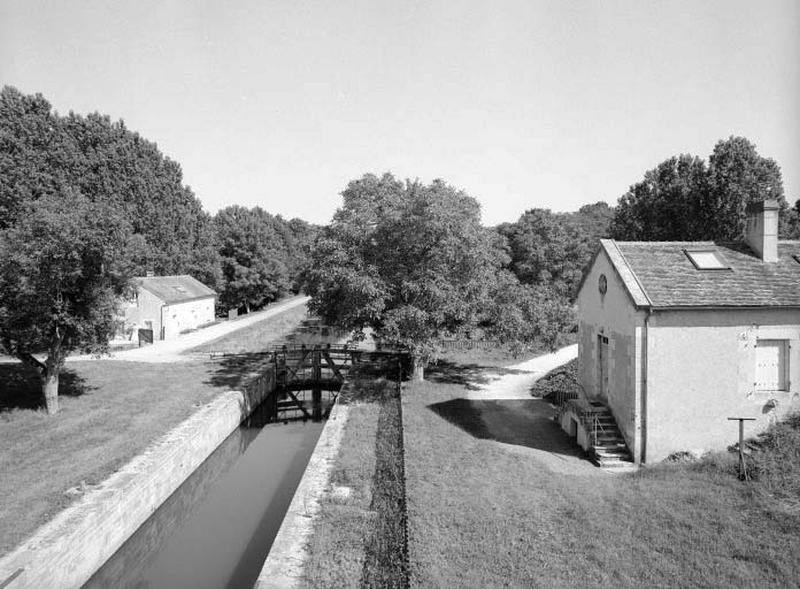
(610, 154), (708, 241)
(497, 202), (613, 300)
(611, 137), (793, 242)
(0, 85), (221, 287)
(214, 205), (291, 312)
(0, 192), (132, 414)
(705, 136), (789, 240)
(305, 174), (502, 379)
(482, 271), (574, 354)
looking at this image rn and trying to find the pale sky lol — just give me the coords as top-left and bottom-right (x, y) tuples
(1, 0), (797, 225)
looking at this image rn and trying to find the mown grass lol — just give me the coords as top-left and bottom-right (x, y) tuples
(0, 361), (226, 555)
(189, 304), (312, 353)
(303, 379), (408, 588)
(191, 304), (350, 354)
(0, 302), (311, 555)
(403, 376), (800, 588)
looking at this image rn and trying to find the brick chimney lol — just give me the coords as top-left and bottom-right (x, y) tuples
(745, 200), (779, 262)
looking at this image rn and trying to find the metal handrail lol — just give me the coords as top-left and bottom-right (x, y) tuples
(592, 413), (608, 447)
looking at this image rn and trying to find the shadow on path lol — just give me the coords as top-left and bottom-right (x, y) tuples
(425, 361), (528, 390)
(428, 397), (591, 461)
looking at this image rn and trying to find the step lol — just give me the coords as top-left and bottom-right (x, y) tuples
(590, 430), (622, 439)
(594, 450), (629, 459)
(596, 458), (636, 469)
(593, 442), (628, 451)
(594, 442), (629, 452)
(593, 447), (632, 459)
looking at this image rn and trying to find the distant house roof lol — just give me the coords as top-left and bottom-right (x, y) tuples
(136, 275), (216, 305)
(596, 239), (800, 309)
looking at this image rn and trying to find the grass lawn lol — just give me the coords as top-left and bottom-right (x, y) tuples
(0, 360), (230, 554)
(303, 378), (408, 588)
(0, 303), (313, 556)
(403, 373), (800, 588)
(189, 304), (344, 354)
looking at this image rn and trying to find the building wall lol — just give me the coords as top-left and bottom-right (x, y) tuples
(124, 290), (215, 341)
(577, 250), (646, 460)
(645, 309), (800, 461)
(160, 298), (215, 339)
(123, 288), (164, 340)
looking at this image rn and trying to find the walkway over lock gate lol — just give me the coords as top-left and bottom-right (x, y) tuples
(245, 344), (408, 423)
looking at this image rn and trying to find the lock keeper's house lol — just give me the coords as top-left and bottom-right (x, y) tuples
(562, 200), (800, 465)
(118, 275), (217, 343)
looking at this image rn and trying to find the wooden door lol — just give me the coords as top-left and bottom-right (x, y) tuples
(598, 335), (609, 400)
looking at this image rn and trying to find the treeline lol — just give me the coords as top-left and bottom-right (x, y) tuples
(493, 136), (799, 305)
(0, 86), (318, 314)
(611, 136), (799, 241)
(495, 202), (613, 300)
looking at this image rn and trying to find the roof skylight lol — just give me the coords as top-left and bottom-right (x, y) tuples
(685, 249), (730, 270)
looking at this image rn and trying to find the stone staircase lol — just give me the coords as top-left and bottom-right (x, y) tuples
(586, 407), (635, 469)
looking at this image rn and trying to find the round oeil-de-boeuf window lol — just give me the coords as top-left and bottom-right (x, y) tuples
(598, 274), (608, 295)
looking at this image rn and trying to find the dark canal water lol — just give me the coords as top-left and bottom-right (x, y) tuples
(83, 408), (324, 589)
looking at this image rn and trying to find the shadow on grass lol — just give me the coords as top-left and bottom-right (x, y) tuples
(428, 397), (591, 460)
(0, 364), (91, 412)
(203, 353), (275, 391)
(425, 360), (529, 390)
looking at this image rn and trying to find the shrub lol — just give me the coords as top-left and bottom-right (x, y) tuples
(529, 358), (578, 401)
(747, 412), (800, 504)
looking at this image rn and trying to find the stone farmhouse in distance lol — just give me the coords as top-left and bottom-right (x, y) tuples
(564, 200), (800, 464)
(117, 275), (217, 343)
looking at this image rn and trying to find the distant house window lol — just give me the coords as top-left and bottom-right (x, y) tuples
(684, 249), (730, 270)
(755, 339), (789, 391)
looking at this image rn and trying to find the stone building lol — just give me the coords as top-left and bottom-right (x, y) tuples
(564, 200), (800, 464)
(120, 275), (217, 342)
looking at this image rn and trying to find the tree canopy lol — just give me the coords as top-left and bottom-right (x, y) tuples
(611, 137), (796, 241)
(1, 86), (221, 284)
(496, 202), (613, 300)
(214, 205), (292, 312)
(0, 192), (132, 413)
(305, 174), (504, 377)
(0, 86), (321, 413)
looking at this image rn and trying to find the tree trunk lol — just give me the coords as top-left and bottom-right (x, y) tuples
(42, 371), (59, 415)
(412, 356), (425, 381)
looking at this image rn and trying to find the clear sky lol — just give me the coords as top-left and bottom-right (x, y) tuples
(1, 0), (797, 226)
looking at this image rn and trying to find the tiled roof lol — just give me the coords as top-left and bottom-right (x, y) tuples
(136, 275), (216, 304)
(604, 240), (800, 308)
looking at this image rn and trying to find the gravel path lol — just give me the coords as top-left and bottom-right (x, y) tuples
(463, 344), (578, 400)
(455, 344), (604, 475)
(69, 296), (310, 364)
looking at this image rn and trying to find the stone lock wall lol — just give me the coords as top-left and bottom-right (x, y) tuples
(0, 369), (276, 589)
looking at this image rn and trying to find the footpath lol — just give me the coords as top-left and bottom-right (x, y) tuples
(463, 343), (578, 400)
(70, 296), (310, 364)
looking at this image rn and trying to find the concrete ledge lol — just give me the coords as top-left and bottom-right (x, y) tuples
(0, 379), (274, 589)
(255, 398), (349, 588)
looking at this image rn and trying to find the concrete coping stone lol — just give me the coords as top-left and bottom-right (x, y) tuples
(254, 397), (349, 589)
